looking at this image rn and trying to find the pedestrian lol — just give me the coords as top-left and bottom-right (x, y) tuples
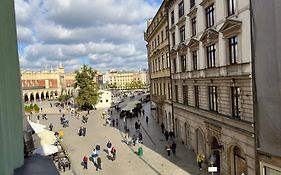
(41, 107), (43, 112)
(96, 144), (101, 155)
(106, 141), (112, 156)
(132, 135), (136, 146)
(37, 115), (40, 121)
(78, 127), (82, 136)
(49, 123), (53, 131)
(135, 121), (138, 130)
(83, 127), (86, 136)
(138, 132), (143, 143)
(164, 130), (169, 141)
(116, 119), (119, 128)
(112, 119), (115, 127)
(171, 141), (177, 156)
(59, 129), (64, 140)
(96, 156), (102, 171)
(83, 155), (88, 169)
(111, 146), (116, 161)
(142, 109), (145, 116)
(92, 149), (98, 165)
(169, 131), (174, 140)
(165, 142), (171, 157)
(196, 154), (204, 170)
(87, 109), (90, 115)
(161, 123), (165, 133)
(145, 116), (149, 125)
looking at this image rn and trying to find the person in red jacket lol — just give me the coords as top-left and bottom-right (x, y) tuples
(83, 155), (88, 169)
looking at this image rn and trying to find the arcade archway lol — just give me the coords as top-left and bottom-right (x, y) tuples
(196, 128), (206, 156)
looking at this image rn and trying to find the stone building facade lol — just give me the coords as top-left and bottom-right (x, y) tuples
(103, 71), (148, 90)
(144, 1), (173, 131)
(166, 0), (254, 174)
(21, 65), (75, 102)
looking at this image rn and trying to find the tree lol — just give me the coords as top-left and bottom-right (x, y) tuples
(74, 65), (100, 110)
(58, 94), (71, 103)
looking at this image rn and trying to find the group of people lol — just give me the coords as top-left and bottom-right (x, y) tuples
(82, 141), (117, 171)
(165, 141), (177, 157)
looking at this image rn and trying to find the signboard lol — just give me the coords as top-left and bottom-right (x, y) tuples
(208, 167), (218, 172)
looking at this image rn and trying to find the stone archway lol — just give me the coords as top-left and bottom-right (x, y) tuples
(196, 128), (206, 156)
(24, 94), (29, 102)
(30, 93), (34, 102)
(228, 145), (247, 175)
(35, 93), (40, 101)
(41, 92), (44, 100)
(46, 92), (49, 99)
(211, 137), (221, 172)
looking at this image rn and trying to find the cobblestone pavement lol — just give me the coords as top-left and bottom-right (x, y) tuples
(36, 97), (210, 175)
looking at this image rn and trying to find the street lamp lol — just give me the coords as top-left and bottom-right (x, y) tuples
(73, 89), (79, 115)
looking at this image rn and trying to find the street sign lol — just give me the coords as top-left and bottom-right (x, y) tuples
(208, 167), (218, 172)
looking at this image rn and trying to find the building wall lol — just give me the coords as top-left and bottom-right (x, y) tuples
(0, 0), (24, 174)
(166, 0), (255, 174)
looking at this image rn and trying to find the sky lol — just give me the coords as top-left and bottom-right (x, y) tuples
(15, 0), (162, 72)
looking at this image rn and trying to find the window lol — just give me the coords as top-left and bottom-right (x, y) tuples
(161, 31), (164, 42)
(157, 35), (160, 46)
(168, 83), (171, 99)
(194, 86), (199, 108)
(190, 0), (195, 8)
(180, 25), (185, 42)
(227, 0), (236, 16)
(205, 4), (215, 28)
(163, 83), (166, 97)
(162, 55), (164, 69)
(173, 58), (177, 73)
(171, 11), (175, 24)
(174, 85), (178, 102)
(182, 85), (188, 105)
(172, 32), (176, 47)
(158, 57), (161, 71)
(160, 83), (162, 95)
(207, 44), (216, 68)
(181, 55), (187, 72)
(178, 1), (185, 18)
(209, 86), (218, 112)
(229, 35), (238, 64)
(154, 38), (157, 48)
(192, 51), (198, 70)
(191, 17), (196, 36)
(166, 52), (170, 67)
(231, 87), (240, 118)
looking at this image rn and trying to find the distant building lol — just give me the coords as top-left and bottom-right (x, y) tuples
(103, 71), (148, 90)
(21, 66), (75, 102)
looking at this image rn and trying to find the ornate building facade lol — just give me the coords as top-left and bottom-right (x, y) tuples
(103, 71), (148, 90)
(166, 0), (254, 174)
(21, 65), (75, 102)
(144, 1), (173, 131)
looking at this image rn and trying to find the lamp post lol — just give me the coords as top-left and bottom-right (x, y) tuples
(73, 89), (79, 115)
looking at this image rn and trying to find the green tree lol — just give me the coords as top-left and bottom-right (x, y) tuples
(58, 94), (71, 103)
(74, 65), (100, 110)
(33, 104), (40, 113)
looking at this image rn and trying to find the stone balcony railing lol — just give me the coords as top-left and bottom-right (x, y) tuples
(151, 94), (166, 104)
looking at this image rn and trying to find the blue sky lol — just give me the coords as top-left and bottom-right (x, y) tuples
(15, 0), (162, 72)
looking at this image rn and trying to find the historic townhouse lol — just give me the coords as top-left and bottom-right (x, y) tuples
(144, 1), (173, 131)
(166, 0), (255, 174)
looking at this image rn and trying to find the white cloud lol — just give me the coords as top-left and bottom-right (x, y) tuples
(15, 0), (160, 72)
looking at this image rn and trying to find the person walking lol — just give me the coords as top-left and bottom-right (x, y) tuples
(96, 156), (102, 171)
(59, 129), (64, 140)
(171, 141), (177, 156)
(96, 144), (101, 155)
(92, 149), (98, 165)
(82, 155), (88, 169)
(116, 119), (119, 128)
(161, 123), (165, 133)
(106, 141), (112, 156)
(145, 116), (149, 125)
(49, 123), (53, 131)
(142, 109), (145, 116)
(196, 154), (204, 170)
(111, 146), (116, 161)
(83, 127), (86, 137)
(112, 119), (115, 127)
(165, 142), (171, 157)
